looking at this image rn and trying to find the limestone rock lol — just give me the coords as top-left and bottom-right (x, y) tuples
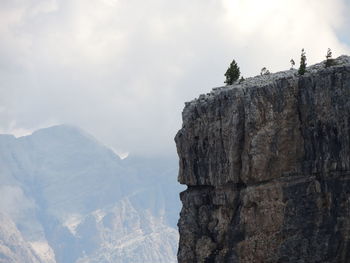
(0, 214), (45, 263)
(175, 56), (350, 262)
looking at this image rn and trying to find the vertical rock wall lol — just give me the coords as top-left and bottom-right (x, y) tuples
(175, 56), (350, 262)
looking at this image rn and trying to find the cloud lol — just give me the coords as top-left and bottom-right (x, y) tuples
(0, 0), (349, 156)
(0, 185), (36, 221)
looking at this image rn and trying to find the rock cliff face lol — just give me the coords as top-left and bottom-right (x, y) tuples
(175, 56), (350, 262)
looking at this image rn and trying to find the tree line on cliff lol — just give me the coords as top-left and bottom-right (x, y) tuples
(224, 48), (335, 85)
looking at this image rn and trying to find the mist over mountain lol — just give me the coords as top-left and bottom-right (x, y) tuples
(0, 125), (183, 262)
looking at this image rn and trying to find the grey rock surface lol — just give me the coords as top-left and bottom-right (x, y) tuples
(0, 214), (44, 263)
(175, 56), (350, 262)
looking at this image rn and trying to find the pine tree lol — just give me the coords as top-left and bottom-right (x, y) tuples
(290, 59), (295, 69)
(260, 67), (270, 75)
(325, 48), (334, 67)
(224, 59), (240, 85)
(298, 49), (307, 75)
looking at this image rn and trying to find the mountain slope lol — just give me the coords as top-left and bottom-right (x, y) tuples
(0, 214), (50, 263)
(0, 125), (182, 262)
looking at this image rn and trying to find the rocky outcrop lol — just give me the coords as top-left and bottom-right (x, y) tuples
(175, 56), (350, 262)
(0, 214), (45, 263)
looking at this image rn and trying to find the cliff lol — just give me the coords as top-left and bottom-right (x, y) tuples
(175, 56), (350, 262)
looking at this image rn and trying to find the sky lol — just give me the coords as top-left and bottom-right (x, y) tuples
(0, 0), (349, 157)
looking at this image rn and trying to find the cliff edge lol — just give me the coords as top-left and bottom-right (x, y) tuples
(175, 56), (350, 262)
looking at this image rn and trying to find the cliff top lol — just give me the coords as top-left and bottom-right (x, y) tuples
(185, 55), (350, 107)
(177, 53), (350, 186)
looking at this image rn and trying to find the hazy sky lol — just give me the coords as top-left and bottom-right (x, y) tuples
(0, 0), (349, 157)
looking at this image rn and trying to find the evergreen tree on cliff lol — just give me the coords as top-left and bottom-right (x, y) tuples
(298, 49), (307, 75)
(224, 59), (240, 85)
(290, 59), (295, 69)
(325, 48), (334, 67)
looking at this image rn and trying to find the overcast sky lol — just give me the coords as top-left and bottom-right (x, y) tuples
(0, 0), (349, 157)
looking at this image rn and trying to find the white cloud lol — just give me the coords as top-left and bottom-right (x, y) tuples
(0, 0), (349, 156)
(0, 185), (36, 221)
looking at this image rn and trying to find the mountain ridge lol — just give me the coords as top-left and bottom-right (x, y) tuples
(0, 124), (181, 263)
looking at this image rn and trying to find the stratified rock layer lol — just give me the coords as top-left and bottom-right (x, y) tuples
(175, 56), (350, 263)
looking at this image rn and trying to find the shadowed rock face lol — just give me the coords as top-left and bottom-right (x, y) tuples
(175, 56), (350, 263)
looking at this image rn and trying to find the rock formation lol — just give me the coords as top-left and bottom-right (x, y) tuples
(0, 214), (45, 263)
(175, 56), (350, 262)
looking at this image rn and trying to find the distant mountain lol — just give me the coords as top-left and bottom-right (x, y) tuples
(0, 125), (183, 263)
(0, 213), (52, 263)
